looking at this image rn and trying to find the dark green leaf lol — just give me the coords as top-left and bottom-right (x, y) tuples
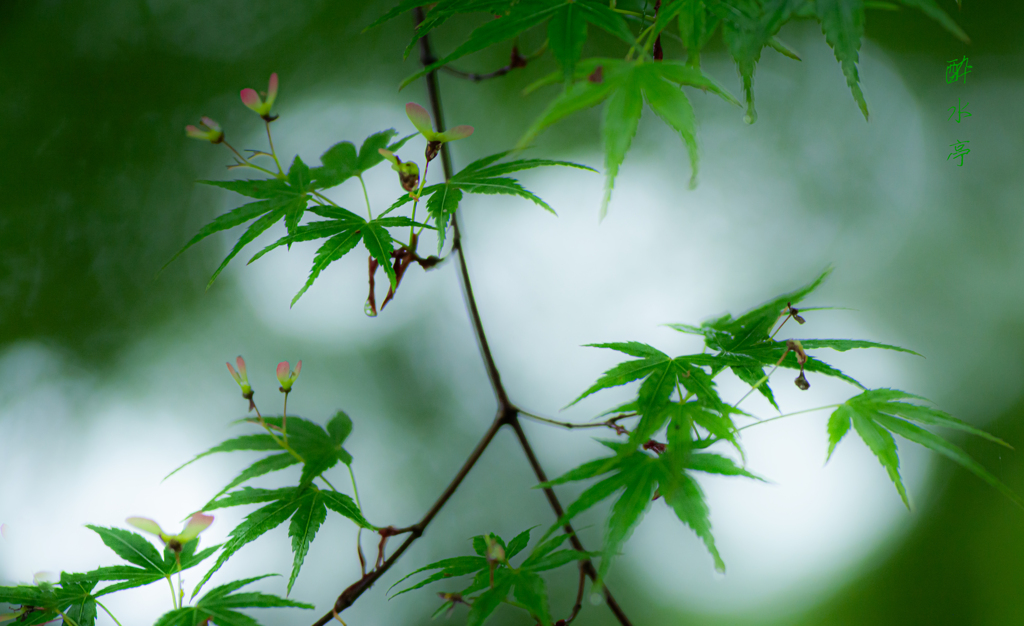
(658, 466), (725, 572)
(548, 4), (588, 86)
(687, 453), (764, 481)
(361, 222), (397, 290)
(600, 458), (657, 579)
(198, 453), (300, 512)
(326, 411), (353, 447)
(287, 489), (328, 594)
(164, 199), (282, 271)
(512, 571), (552, 626)
(826, 404), (853, 461)
(322, 491), (375, 529)
(896, 0), (968, 42)
(192, 495), (302, 597)
(851, 408), (909, 508)
(198, 179), (292, 199)
(292, 228), (364, 305)
(797, 338), (921, 356)
(156, 575), (312, 626)
(164, 434), (280, 481)
(85, 527), (164, 571)
(426, 184), (462, 253)
(203, 487), (299, 512)
(874, 414), (1022, 508)
(639, 67), (699, 190)
(207, 207), (288, 288)
(600, 71), (643, 218)
(817, 0), (869, 119)
(465, 574), (513, 626)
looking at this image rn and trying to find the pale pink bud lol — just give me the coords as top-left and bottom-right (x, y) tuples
(406, 102), (435, 137)
(177, 513), (214, 543)
(437, 125), (474, 142)
(126, 517), (166, 539)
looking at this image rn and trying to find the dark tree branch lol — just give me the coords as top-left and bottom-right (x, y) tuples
(310, 408), (510, 626)
(313, 9), (633, 625)
(509, 418), (633, 625)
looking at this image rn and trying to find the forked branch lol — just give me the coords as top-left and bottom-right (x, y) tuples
(312, 10), (633, 626)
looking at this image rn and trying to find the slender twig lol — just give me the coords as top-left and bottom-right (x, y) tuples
(509, 419), (633, 626)
(438, 42), (544, 83)
(564, 563), (587, 624)
(735, 404), (841, 432)
(519, 409), (638, 433)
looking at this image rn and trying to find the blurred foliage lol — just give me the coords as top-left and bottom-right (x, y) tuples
(1, 0), (1023, 624)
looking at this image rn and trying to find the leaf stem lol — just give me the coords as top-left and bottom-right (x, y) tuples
(55, 609), (79, 626)
(166, 575), (178, 610)
(735, 405), (841, 432)
(410, 161), (430, 245)
(96, 600), (124, 626)
(222, 141), (282, 178)
(312, 191), (342, 207)
(250, 399), (304, 462)
(732, 363), (781, 409)
(266, 120), (284, 176)
(283, 391), (289, 441)
(358, 175), (374, 220)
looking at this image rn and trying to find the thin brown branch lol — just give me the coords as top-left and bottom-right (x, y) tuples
(439, 43), (534, 82)
(310, 408), (510, 626)
(417, 9), (511, 411)
(509, 418), (633, 626)
(520, 410), (638, 435)
(560, 563), (587, 625)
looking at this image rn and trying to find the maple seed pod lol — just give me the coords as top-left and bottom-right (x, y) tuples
(795, 371), (810, 390)
(785, 339), (808, 366)
(484, 536), (505, 563)
(425, 140), (442, 163)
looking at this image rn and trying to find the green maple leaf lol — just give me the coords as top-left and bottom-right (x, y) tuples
(247, 207), (433, 303)
(192, 483), (371, 598)
(386, 152), (594, 253)
(541, 438), (762, 579)
(667, 267), (923, 406)
(390, 528), (590, 626)
(310, 129), (416, 189)
(67, 529), (218, 597)
(520, 59), (739, 217)
(154, 575), (312, 626)
(567, 341), (735, 444)
(1, 576), (100, 626)
(167, 156), (313, 288)
(827, 389), (1020, 509)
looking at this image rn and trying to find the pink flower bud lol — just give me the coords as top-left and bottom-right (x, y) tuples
(241, 73), (280, 120)
(227, 356), (252, 395)
(185, 117), (224, 143)
(276, 360), (302, 391)
(178, 512), (214, 543)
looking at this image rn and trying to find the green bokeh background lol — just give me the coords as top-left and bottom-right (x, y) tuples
(1, 1), (1023, 624)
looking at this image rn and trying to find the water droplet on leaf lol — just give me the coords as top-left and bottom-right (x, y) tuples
(364, 299), (377, 317)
